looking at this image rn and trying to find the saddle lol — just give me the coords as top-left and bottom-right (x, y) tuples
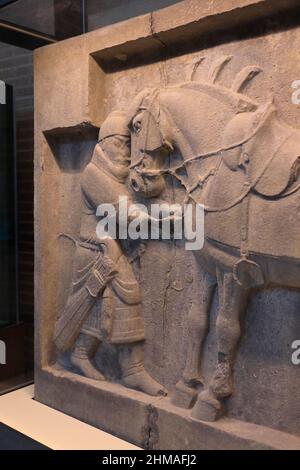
(220, 106), (300, 201)
(254, 130), (300, 197)
(202, 114), (300, 287)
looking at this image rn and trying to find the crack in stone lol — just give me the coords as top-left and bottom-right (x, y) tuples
(149, 12), (168, 49)
(149, 12), (169, 85)
(142, 403), (159, 450)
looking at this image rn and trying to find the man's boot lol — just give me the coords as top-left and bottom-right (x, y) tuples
(70, 333), (105, 381)
(119, 342), (167, 396)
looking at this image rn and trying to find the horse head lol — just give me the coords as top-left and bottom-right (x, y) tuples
(127, 88), (173, 198)
(126, 59), (268, 199)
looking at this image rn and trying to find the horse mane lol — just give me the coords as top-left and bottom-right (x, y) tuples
(126, 59), (263, 124)
(180, 57), (262, 113)
(178, 81), (258, 114)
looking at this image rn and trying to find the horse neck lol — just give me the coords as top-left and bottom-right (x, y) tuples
(160, 88), (228, 185)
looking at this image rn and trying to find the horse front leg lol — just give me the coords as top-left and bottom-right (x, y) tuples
(191, 270), (248, 421)
(171, 272), (216, 409)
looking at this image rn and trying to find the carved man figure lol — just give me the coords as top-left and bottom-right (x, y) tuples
(54, 110), (165, 396)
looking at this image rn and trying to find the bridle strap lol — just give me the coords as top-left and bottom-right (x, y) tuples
(130, 89), (160, 171)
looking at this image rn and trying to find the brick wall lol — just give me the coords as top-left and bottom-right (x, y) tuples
(0, 43), (34, 371)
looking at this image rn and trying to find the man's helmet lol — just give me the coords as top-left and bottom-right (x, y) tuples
(99, 110), (130, 142)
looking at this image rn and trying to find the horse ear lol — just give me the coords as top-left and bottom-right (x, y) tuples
(126, 88), (156, 129)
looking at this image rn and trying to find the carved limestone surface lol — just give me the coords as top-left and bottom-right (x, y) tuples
(35, 1), (300, 450)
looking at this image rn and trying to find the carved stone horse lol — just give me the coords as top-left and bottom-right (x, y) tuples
(126, 59), (300, 421)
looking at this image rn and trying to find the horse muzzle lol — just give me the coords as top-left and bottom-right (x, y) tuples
(130, 169), (166, 198)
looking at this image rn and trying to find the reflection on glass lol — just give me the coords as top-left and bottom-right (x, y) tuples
(0, 0), (83, 39)
(86, 0), (181, 30)
(0, 0), (56, 35)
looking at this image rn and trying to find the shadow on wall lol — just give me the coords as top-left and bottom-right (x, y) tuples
(87, 0), (181, 30)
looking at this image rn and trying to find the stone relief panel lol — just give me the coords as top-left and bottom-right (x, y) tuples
(35, 4), (300, 448)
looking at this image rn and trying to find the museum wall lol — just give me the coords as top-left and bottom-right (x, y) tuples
(0, 0), (87, 375)
(0, 42), (34, 372)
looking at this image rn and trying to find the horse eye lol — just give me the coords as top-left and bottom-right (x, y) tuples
(133, 120), (142, 134)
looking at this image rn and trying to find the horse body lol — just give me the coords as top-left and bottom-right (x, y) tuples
(127, 75), (300, 421)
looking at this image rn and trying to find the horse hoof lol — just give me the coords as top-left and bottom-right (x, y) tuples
(170, 379), (199, 409)
(191, 389), (224, 422)
(210, 362), (233, 399)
